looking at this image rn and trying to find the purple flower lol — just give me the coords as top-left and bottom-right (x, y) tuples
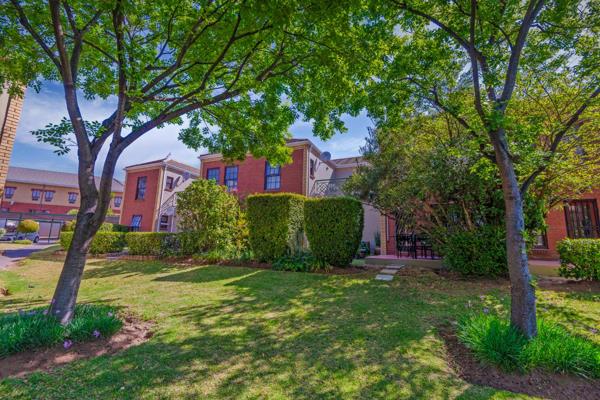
(93, 330), (101, 338)
(18, 309), (24, 316)
(590, 328), (598, 335)
(28, 310), (37, 316)
(51, 298), (56, 304)
(63, 340), (73, 350)
(107, 312), (113, 317)
(483, 307), (490, 314)
(42, 309), (49, 316)
(479, 295), (485, 300)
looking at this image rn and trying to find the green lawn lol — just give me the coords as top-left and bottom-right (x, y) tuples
(0, 251), (598, 399)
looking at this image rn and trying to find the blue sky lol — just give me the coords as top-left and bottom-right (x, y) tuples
(10, 83), (374, 180)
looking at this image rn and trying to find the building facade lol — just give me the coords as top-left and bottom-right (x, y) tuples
(119, 158), (199, 232)
(0, 166), (124, 215)
(0, 91), (23, 197)
(199, 139), (381, 250)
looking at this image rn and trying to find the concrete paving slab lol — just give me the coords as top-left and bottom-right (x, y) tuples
(375, 274), (394, 281)
(380, 269), (399, 274)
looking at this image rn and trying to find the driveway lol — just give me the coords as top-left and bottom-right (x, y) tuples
(0, 244), (53, 269)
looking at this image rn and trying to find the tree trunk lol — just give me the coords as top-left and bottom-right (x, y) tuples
(490, 128), (537, 338)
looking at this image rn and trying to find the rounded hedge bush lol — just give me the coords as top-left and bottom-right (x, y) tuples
(557, 239), (600, 281)
(304, 197), (364, 267)
(247, 193), (306, 262)
(125, 232), (173, 256)
(17, 219), (39, 233)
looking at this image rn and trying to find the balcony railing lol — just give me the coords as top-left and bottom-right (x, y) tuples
(309, 178), (348, 197)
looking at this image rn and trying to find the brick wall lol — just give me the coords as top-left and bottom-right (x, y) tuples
(0, 94), (23, 195)
(200, 147), (306, 197)
(120, 167), (161, 231)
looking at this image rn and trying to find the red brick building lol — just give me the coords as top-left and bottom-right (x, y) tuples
(1, 166), (123, 215)
(119, 158), (199, 232)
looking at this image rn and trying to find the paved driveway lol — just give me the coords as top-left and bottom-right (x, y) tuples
(0, 244), (53, 269)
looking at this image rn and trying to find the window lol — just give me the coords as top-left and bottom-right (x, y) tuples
(159, 215), (169, 231)
(4, 187), (15, 199)
(533, 232), (548, 249)
(264, 162), (281, 190)
(135, 176), (147, 200)
(44, 191), (55, 202)
(31, 189), (41, 201)
(564, 199), (600, 239)
(165, 176), (174, 190)
(206, 168), (220, 182)
(131, 215), (142, 231)
(310, 159), (315, 179)
(114, 196), (122, 207)
(224, 166), (238, 191)
(68, 192), (78, 204)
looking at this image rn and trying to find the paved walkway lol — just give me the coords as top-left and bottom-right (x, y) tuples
(374, 264), (405, 281)
(0, 244), (52, 269)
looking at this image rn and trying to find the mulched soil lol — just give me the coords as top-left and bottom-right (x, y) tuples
(439, 326), (600, 400)
(0, 316), (153, 379)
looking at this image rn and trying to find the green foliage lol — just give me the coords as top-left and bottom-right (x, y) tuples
(125, 232), (173, 257)
(439, 226), (507, 277)
(247, 193), (306, 262)
(17, 219), (39, 233)
(176, 179), (245, 254)
(557, 239), (600, 281)
(0, 304), (122, 357)
(111, 224), (130, 233)
(272, 251), (330, 273)
(60, 232), (125, 255)
(98, 222), (113, 232)
(0, 228), (6, 237)
(458, 314), (600, 378)
(62, 221), (114, 232)
(304, 197), (363, 267)
(12, 240), (33, 245)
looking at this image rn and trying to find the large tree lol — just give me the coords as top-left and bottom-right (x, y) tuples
(369, 0), (599, 337)
(0, 0), (378, 324)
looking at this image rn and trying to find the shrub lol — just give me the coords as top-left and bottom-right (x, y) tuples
(62, 220), (114, 232)
(458, 314), (600, 378)
(98, 222), (113, 232)
(0, 304), (122, 357)
(557, 239), (600, 281)
(273, 251), (329, 272)
(59, 232), (125, 254)
(17, 219), (39, 233)
(0, 228), (6, 237)
(111, 224), (130, 233)
(13, 239), (33, 245)
(304, 197), (364, 267)
(247, 193), (306, 262)
(125, 232), (173, 256)
(176, 179), (244, 254)
(440, 225), (507, 277)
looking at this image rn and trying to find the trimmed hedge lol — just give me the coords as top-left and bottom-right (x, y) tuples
(247, 193), (306, 262)
(125, 232), (172, 256)
(17, 219), (39, 233)
(62, 221), (115, 232)
(59, 232), (125, 255)
(304, 197), (364, 267)
(557, 239), (600, 281)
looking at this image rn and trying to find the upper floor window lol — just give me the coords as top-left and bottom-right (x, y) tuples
(166, 176), (174, 190)
(206, 168), (220, 182)
(31, 189), (41, 201)
(131, 215), (142, 231)
(4, 187), (16, 199)
(114, 196), (122, 208)
(310, 159), (315, 179)
(68, 192), (78, 204)
(44, 190), (55, 202)
(135, 176), (147, 200)
(564, 199), (600, 239)
(224, 166), (238, 191)
(265, 162), (281, 190)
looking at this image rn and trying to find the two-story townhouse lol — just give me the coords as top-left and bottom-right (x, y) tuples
(1, 166), (123, 215)
(119, 157), (199, 232)
(199, 139), (382, 251)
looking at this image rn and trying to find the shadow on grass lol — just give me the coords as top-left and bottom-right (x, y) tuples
(1, 263), (504, 399)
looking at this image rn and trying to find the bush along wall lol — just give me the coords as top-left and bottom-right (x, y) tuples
(60, 232), (125, 255)
(557, 239), (600, 281)
(304, 197), (364, 267)
(125, 232), (175, 257)
(247, 193), (306, 262)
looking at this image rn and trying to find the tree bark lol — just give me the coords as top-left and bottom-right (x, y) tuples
(490, 128), (537, 338)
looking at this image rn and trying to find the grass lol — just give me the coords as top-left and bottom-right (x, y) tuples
(0, 255), (598, 399)
(458, 314), (600, 378)
(0, 304), (122, 357)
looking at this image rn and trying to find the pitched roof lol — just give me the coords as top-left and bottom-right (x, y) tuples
(6, 166), (124, 192)
(331, 156), (365, 167)
(124, 158), (199, 175)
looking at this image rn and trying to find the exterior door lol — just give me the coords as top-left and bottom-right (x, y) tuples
(564, 199), (600, 239)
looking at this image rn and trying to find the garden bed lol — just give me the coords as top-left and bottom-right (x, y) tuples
(440, 326), (600, 400)
(0, 316), (153, 378)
